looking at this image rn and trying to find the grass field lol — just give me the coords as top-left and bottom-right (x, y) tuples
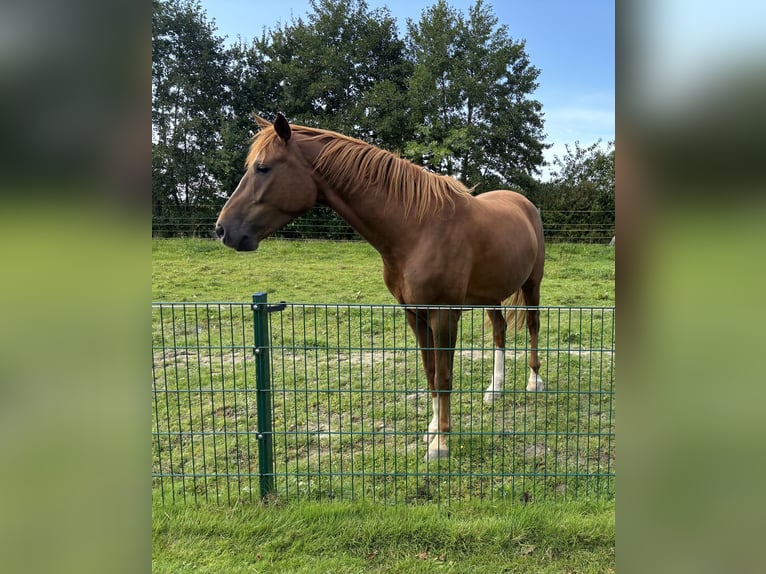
(151, 238), (614, 306)
(153, 498), (614, 573)
(152, 237), (615, 572)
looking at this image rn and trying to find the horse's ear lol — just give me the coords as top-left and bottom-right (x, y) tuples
(274, 112), (291, 143)
(253, 113), (272, 130)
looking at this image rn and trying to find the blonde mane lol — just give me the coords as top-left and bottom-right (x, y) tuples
(246, 122), (472, 221)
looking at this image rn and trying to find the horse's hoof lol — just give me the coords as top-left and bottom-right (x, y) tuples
(526, 373), (545, 392)
(483, 390), (500, 404)
(424, 447), (449, 461)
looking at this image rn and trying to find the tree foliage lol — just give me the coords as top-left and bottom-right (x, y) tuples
(152, 0), (232, 235)
(151, 0), (613, 241)
(404, 0), (546, 192)
(528, 141), (615, 242)
(260, 0), (413, 150)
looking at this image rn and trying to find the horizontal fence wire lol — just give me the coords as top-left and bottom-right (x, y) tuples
(152, 302), (615, 504)
(151, 207), (615, 243)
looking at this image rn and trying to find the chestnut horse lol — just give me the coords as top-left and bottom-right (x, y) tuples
(215, 113), (545, 461)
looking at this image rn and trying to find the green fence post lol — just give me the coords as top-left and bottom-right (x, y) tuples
(252, 292), (275, 499)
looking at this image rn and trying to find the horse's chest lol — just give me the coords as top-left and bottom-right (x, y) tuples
(382, 264), (406, 302)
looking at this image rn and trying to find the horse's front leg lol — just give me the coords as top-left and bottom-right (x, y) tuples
(405, 310), (438, 444)
(424, 308), (461, 461)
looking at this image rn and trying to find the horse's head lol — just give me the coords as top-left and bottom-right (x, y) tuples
(215, 113), (319, 251)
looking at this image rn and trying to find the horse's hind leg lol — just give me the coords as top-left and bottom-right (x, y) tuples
(522, 279), (545, 391)
(484, 309), (506, 403)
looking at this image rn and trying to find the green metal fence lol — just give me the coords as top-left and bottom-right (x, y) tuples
(152, 294), (615, 505)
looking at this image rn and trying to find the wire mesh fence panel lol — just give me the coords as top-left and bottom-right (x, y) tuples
(152, 302), (614, 505)
(151, 303), (259, 504)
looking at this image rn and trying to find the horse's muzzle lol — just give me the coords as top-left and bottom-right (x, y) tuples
(235, 235), (257, 251)
(214, 223), (257, 251)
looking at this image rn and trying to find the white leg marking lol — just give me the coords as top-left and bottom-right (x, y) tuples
(423, 396), (439, 443)
(424, 396), (449, 460)
(484, 349), (505, 403)
(527, 370), (545, 392)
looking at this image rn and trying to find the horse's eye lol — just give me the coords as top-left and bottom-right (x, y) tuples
(255, 164), (271, 175)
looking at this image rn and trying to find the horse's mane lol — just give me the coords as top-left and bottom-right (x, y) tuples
(246, 122), (472, 221)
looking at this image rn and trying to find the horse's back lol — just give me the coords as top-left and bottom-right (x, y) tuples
(475, 189), (541, 224)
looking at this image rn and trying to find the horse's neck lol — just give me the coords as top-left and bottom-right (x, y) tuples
(301, 139), (415, 260)
(314, 176), (411, 257)
(321, 176), (413, 258)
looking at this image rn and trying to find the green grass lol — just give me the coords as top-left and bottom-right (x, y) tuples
(152, 238), (614, 305)
(152, 237), (615, 572)
(153, 498), (614, 573)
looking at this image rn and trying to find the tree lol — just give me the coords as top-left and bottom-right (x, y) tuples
(152, 0), (232, 235)
(260, 0), (414, 150)
(529, 140), (615, 242)
(404, 0), (547, 192)
(213, 39), (275, 197)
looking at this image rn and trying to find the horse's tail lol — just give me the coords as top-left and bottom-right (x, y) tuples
(503, 289), (527, 332)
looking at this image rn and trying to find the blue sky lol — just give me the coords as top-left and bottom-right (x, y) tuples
(199, 0), (615, 177)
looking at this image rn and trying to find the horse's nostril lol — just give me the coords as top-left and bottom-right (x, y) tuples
(215, 223), (225, 239)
